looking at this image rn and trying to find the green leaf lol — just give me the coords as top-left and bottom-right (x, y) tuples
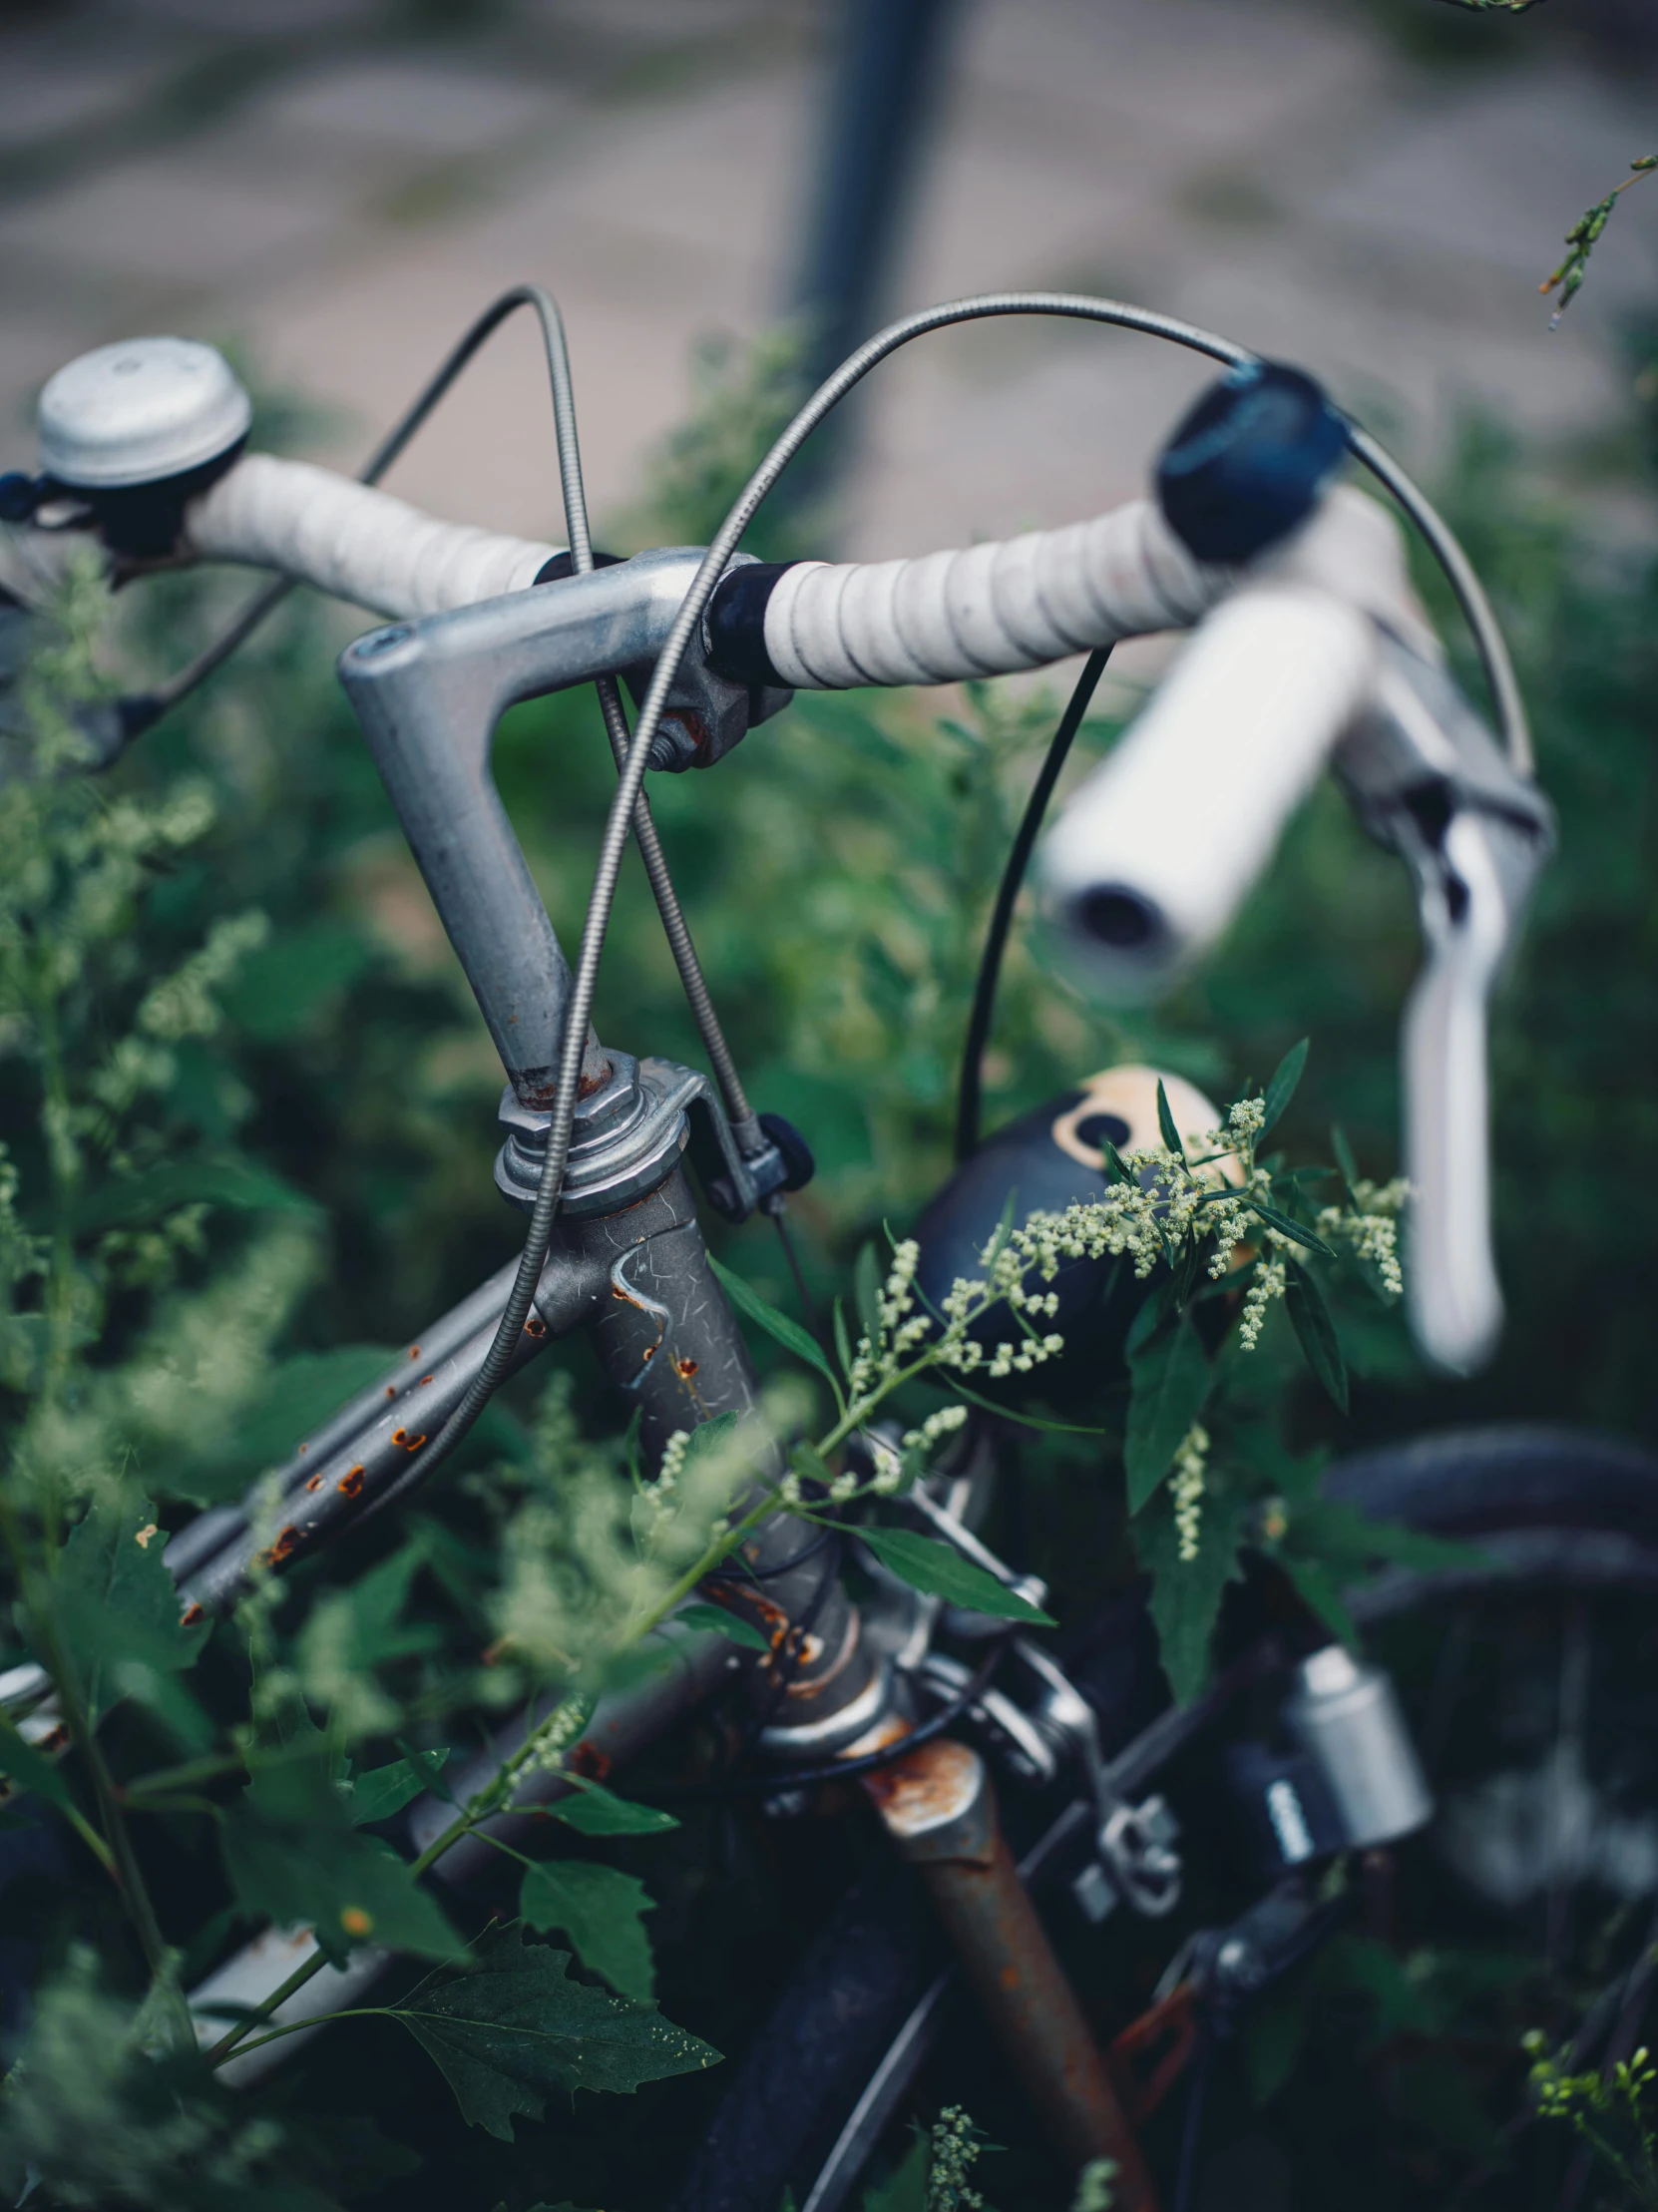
(1315, 1934), (1435, 2046)
(1278, 1552), (1359, 1650)
(682, 1409), (740, 1469)
(1284, 1262), (1349, 1413)
(1123, 1315), (1212, 1514)
(853, 1241), (882, 1350)
(1330, 1122), (1361, 1200)
(348, 1746), (452, 1828)
(1259, 1038), (1310, 1137)
(393, 1925), (719, 2138)
(708, 1254), (838, 1390)
(675, 1600), (770, 1652)
(551, 1780), (679, 1836)
(298, 1541), (438, 1680)
(1101, 1137), (1136, 1186)
(1155, 1079), (1186, 1161)
(1133, 1470), (1249, 1704)
(832, 1297), (853, 1379)
(947, 1375), (1109, 1435)
(221, 1746), (462, 1966)
(861, 2126), (928, 2212)
(219, 922), (378, 1044)
(1246, 1198), (1335, 1258)
(69, 1154), (314, 1233)
(1285, 1497), (1488, 1581)
(195, 1345), (402, 1494)
(1243, 1985), (1310, 2105)
(0, 1715), (75, 1814)
(520, 1860), (656, 2000)
(52, 1494), (210, 1746)
(857, 1525), (1054, 1624)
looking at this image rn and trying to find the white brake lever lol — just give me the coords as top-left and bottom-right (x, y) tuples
(1336, 643), (1553, 1374)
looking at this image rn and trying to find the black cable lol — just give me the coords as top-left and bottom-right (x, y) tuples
(651, 1641), (1007, 1801)
(953, 646), (1110, 1163)
(140, 286), (560, 718)
(1172, 2022), (1214, 2212)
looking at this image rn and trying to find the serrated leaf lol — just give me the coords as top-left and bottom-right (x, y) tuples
(52, 1494), (209, 1746)
(299, 1541), (437, 1678)
(1133, 1471), (1248, 1704)
(348, 1746), (452, 1827)
(853, 1242), (882, 1351)
(1124, 1315), (1212, 1514)
(1246, 1198), (1335, 1258)
(682, 1410), (740, 1469)
(857, 1525), (1053, 1623)
(674, 1600), (770, 1652)
(520, 1861), (656, 2000)
(394, 1925), (719, 2138)
(1155, 1080), (1186, 1161)
(0, 1715), (74, 1814)
(707, 1254), (837, 1389)
(1284, 1262), (1349, 1413)
(1259, 1039), (1310, 1138)
(221, 1746), (461, 1966)
(551, 1780), (678, 1836)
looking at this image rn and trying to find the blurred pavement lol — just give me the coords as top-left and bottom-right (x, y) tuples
(1, 0), (1654, 561)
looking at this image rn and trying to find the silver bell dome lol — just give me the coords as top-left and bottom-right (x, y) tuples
(38, 336), (252, 490)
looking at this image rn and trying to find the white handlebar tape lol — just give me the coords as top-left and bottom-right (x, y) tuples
(1039, 586), (1380, 1000)
(184, 454), (560, 620)
(760, 499), (1229, 690)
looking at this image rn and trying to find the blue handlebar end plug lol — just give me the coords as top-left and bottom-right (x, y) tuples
(1156, 361), (1349, 566)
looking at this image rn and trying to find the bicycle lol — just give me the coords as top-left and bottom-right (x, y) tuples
(3, 285), (1655, 2212)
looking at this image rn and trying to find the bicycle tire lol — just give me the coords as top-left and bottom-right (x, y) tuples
(661, 1424), (1658, 2212)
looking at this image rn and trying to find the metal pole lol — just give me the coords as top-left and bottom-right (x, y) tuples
(785, 0), (965, 507)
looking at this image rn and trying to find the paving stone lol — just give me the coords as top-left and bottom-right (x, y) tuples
(0, 0), (1650, 577)
(0, 159), (341, 288)
(255, 58), (564, 156)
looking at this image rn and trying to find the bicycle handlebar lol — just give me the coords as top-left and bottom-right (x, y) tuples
(185, 453), (562, 620)
(1036, 484), (1434, 996)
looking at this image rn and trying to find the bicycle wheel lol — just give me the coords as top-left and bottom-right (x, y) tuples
(663, 1424), (1658, 2212)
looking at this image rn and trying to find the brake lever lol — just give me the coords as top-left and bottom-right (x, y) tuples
(1335, 638), (1554, 1374)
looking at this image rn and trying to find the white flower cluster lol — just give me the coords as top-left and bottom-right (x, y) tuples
(530, 1689), (597, 1774)
(901, 1403), (969, 1455)
(1237, 1255), (1287, 1350)
(1171, 1422), (1210, 1563)
(1317, 1177), (1408, 1300)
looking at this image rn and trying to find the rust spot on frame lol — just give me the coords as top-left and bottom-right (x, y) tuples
(392, 1428), (426, 1453)
(258, 1525), (302, 1568)
(419, 1373), (434, 1385)
(305, 1474), (324, 1493)
(862, 1737), (981, 1835)
(180, 1602), (206, 1628)
(408, 1345), (421, 1360)
(524, 1313), (547, 1338)
(384, 1386), (396, 1400)
(675, 1357), (699, 1379)
(338, 1465), (366, 1499)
